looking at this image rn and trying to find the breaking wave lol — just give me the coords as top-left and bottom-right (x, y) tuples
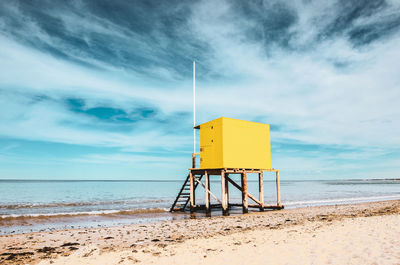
(284, 194), (400, 207)
(0, 207), (169, 220)
(0, 199), (170, 210)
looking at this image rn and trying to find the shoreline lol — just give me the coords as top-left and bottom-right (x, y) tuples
(1, 200), (399, 264)
(2, 194), (400, 235)
(1, 177), (399, 236)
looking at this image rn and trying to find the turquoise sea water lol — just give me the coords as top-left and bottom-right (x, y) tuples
(0, 177), (399, 234)
(1, 178), (399, 217)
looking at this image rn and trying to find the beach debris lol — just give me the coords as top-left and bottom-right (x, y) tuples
(60, 242), (80, 247)
(127, 256), (140, 263)
(1, 251), (34, 260)
(7, 247), (23, 250)
(36, 246), (56, 253)
(156, 243), (167, 248)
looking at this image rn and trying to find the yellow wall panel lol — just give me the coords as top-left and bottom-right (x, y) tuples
(199, 118), (223, 168)
(198, 117), (271, 169)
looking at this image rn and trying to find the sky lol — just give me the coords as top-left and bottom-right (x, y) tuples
(0, 0), (399, 180)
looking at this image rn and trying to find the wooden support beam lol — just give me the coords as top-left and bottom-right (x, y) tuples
(225, 169), (262, 174)
(193, 176), (196, 208)
(241, 172), (248, 213)
(248, 204), (263, 208)
(221, 171), (229, 215)
(264, 205), (284, 209)
(193, 204), (223, 210)
(248, 204), (284, 209)
(228, 203), (243, 207)
(225, 175), (262, 206)
(276, 170), (282, 207)
(193, 175), (222, 204)
(225, 173), (229, 209)
(205, 171), (210, 215)
(225, 175), (242, 190)
(259, 172), (264, 211)
(189, 168), (265, 175)
(247, 192), (262, 206)
(189, 171), (194, 213)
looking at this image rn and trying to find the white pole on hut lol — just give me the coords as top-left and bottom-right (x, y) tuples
(193, 61), (196, 154)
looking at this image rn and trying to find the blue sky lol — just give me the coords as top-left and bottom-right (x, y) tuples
(0, 0), (399, 180)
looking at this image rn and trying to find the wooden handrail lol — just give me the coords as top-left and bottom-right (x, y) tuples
(192, 153), (200, 168)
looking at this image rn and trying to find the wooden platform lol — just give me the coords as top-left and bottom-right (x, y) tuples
(170, 165), (283, 215)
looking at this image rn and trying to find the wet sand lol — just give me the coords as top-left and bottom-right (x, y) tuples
(0, 210), (187, 235)
(1, 200), (399, 264)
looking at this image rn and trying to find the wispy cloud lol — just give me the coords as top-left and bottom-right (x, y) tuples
(0, 0), (399, 179)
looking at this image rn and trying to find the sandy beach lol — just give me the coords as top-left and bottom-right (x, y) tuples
(1, 200), (399, 265)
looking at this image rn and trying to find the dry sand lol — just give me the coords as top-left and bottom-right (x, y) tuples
(1, 200), (399, 265)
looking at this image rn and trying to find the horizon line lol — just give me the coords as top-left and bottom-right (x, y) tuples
(0, 178), (399, 182)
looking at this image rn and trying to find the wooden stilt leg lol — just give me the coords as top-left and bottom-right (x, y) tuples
(205, 171), (210, 216)
(276, 170), (281, 207)
(193, 178), (196, 207)
(190, 172), (194, 213)
(259, 172), (264, 211)
(225, 173), (229, 209)
(241, 172), (248, 213)
(221, 171), (228, 215)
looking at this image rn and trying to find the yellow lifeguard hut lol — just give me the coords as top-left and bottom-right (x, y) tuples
(170, 116), (283, 215)
(197, 117), (271, 169)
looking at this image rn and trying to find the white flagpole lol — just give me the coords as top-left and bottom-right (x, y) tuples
(193, 61), (196, 153)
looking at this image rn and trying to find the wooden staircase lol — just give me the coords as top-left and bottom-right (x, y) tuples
(170, 174), (203, 212)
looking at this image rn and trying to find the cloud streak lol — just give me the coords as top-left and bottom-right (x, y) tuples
(0, 0), (399, 179)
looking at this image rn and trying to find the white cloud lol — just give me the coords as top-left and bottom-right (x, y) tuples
(189, 0), (400, 149)
(0, 0), (399, 178)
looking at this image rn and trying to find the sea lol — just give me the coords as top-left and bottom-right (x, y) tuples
(0, 178), (399, 234)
